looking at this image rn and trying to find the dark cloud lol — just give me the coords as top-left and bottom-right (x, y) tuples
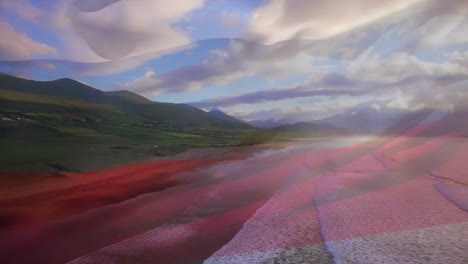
(189, 86), (369, 108)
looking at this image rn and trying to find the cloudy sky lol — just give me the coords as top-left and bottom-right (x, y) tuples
(1, 0), (467, 122)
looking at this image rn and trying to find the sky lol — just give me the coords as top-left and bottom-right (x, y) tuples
(0, 0), (468, 122)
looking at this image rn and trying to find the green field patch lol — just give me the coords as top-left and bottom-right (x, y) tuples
(108, 145), (133, 151)
(158, 131), (204, 138)
(37, 113), (64, 118)
(0, 89), (118, 112)
(55, 125), (97, 134)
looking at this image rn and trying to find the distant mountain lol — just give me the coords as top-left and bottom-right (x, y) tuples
(248, 119), (287, 129)
(0, 74), (251, 129)
(273, 122), (350, 136)
(316, 104), (406, 134)
(383, 107), (468, 137)
(249, 103), (407, 132)
(207, 108), (244, 124)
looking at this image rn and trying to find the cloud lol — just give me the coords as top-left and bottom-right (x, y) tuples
(0, 22), (57, 60)
(347, 51), (467, 84)
(414, 15), (468, 47)
(113, 0), (468, 96)
(188, 50), (468, 110)
(115, 38), (325, 95)
(64, 0), (204, 60)
(0, 41), (197, 79)
(2, 0), (467, 124)
(220, 11), (242, 28)
(70, 0), (121, 12)
(115, 54), (242, 96)
(117, 28), (468, 104)
(338, 51), (468, 111)
(116, 69), (163, 96)
(190, 85), (369, 108)
(0, 0), (204, 61)
(242, 0), (468, 60)
(80, 44), (197, 76)
(0, 0), (43, 22)
(234, 108), (319, 123)
(230, 98), (369, 122)
(245, 0), (425, 43)
(451, 51), (468, 66)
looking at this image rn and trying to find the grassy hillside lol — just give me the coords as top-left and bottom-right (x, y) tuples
(0, 74), (260, 172)
(0, 74), (251, 128)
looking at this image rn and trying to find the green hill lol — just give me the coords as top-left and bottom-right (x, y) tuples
(0, 74), (255, 172)
(0, 74), (251, 128)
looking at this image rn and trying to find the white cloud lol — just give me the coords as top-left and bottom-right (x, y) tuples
(113, 0), (468, 96)
(246, 0), (425, 44)
(220, 11), (242, 28)
(345, 50), (468, 110)
(0, 0), (205, 62)
(0, 0), (43, 22)
(115, 39), (323, 96)
(347, 51), (464, 84)
(371, 103), (382, 111)
(450, 51), (468, 68)
(117, 69), (163, 96)
(63, 0), (204, 60)
(416, 15), (468, 47)
(0, 22), (57, 60)
(187, 48), (468, 116)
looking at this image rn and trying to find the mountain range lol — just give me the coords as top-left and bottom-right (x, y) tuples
(207, 108), (245, 124)
(2, 72), (465, 173)
(0, 73), (251, 130)
(315, 104), (407, 134)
